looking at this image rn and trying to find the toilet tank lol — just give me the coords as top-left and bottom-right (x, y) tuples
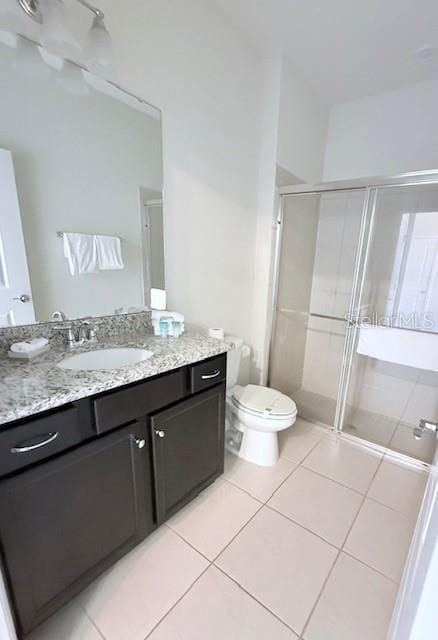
(224, 336), (243, 388)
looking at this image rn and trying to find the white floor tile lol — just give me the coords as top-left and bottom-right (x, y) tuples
(268, 466), (362, 547)
(302, 436), (382, 493)
(224, 452), (296, 502)
(344, 498), (415, 582)
(368, 459), (428, 518)
(167, 478), (261, 559)
(279, 417), (325, 464)
(148, 566), (298, 640)
(78, 527), (208, 640)
(27, 601), (102, 640)
(216, 506), (337, 636)
(304, 553), (397, 640)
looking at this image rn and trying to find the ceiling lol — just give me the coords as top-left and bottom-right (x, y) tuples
(214, 0), (438, 103)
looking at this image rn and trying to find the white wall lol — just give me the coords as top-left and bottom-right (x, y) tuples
(277, 58), (329, 184)
(324, 78), (438, 181)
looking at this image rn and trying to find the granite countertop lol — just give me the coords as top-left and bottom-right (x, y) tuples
(0, 332), (231, 426)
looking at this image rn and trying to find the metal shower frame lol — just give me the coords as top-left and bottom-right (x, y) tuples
(267, 170), (438, 436)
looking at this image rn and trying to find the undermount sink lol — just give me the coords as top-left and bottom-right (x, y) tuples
(57, 348), (154, 371)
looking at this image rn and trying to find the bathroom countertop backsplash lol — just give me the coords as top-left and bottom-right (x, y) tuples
(0, 311), (154, 353)
(0, 328), (230, 426)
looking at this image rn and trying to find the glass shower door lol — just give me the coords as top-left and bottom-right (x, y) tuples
(269, 189), (367, 427)
(341, 184), (438, 463)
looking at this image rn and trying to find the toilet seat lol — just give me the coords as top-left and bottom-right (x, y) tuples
(232, 384), (297, 420)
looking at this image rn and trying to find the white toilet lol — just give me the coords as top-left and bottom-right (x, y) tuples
(225, 337), (297, 466)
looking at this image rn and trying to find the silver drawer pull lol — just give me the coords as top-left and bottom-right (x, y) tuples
(11, 432), (59, 453)
(201, 369), (221, 380)
(134, 438), (146, 449)
(155, 430), (165, 438)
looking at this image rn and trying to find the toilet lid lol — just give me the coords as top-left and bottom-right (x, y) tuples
(232, 385), (296, 418)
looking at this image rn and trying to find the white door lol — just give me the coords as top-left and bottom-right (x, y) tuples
(0, 148), (35, 326)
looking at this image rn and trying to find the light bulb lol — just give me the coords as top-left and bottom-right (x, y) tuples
(85, 14), (113, 72)
(40, 0), (79, 59)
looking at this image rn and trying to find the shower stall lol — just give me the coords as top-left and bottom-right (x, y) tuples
(269, 172), (438, 465)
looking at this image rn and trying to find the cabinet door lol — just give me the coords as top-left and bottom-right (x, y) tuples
(151, 384), (225, 523)
(0, 420), (154, 637)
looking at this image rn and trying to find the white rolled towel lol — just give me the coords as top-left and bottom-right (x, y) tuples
(10, 338), (49, 353)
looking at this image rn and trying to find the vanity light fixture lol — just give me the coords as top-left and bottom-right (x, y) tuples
(13, 0), (112, 70)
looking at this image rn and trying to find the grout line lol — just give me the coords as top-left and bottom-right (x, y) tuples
(279, 427), (327, 470)
(210, 500), (265, 563)
(143, 563), (212, 639)
(301, 453), (384, 637)
(300, 547), (342, 638)
(80, 604), (106, 640)
(214, 565), (301, 637)
(264, 503), (340, 551)
(295, 463), (366, 496)
(364, 494), (421, 523)
(340, 549), (400, 585)
(220, 475), (266, 503)
(164, 523), (213, 563)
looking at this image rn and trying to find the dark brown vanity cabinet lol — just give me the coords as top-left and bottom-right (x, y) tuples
(151, 385), (225, 523)
(0, 420), (154, 636)
(0, 354), (226, 638)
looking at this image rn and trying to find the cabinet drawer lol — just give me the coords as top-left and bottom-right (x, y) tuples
(189, 353), (227, 393)
(0, 401), (92, 479)
(93, 369), (187, 434)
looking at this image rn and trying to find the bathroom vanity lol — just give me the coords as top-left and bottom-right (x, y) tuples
(0, 334), (228, 638)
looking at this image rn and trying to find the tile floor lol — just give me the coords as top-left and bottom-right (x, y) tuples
(28, 418), (429, 640)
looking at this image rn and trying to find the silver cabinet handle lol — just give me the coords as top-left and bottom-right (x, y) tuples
(13, 294), (31, 303)
(201, 369), (221, 380)
(134, 438), (146, 449)
(155, 430), (165, 438)
(11, 432), (59, 453)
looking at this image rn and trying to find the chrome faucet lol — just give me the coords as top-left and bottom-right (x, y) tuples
(52, 310), (68, 321)
(414, 419), (438, 440)
(54, 323), (77, 348)
(54, 320), (97, 347)
(77, 320), (97, 343)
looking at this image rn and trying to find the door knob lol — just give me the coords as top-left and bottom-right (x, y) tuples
(155, 429), (165, 438)
(134, 438), (146, 449)
(13, 294), (31, 303)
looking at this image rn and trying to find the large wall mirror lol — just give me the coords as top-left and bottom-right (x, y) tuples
(0, 36), (165, 327)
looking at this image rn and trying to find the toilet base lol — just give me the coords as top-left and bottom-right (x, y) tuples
(238, 429), (279, 467)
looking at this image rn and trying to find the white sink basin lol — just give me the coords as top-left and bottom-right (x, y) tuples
(57, 348), (154, 371)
